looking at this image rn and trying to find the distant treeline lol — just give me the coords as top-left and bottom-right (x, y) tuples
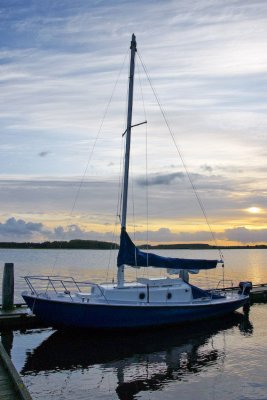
(146, 244), (267, 250)
(0, 240), (266, 250)
(0, 239), (119, 250)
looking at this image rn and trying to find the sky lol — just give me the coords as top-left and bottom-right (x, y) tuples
(0, 0), (267, 245)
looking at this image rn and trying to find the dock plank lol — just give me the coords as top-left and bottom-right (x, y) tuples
(0, 362), (21, 400)
(0, 342), (33, 400)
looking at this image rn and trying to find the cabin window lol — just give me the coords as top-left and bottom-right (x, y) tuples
(139, 292), (146, 300)
(167, 292), (172, 300)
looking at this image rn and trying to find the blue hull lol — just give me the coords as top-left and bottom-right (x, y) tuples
(22, 294), (248, 330)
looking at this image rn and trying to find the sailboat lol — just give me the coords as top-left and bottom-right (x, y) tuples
(22, 34), (251, 329)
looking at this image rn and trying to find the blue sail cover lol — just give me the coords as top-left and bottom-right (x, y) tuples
(117, 230), (218, 270)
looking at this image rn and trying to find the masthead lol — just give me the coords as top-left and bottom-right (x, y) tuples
(130, 33), (137, 50)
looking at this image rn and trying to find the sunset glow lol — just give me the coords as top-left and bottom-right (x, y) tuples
(0, 1), (267, 245)
(246, 207), (262, 214)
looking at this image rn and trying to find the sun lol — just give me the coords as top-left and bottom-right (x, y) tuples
(246, 207), (262, 214)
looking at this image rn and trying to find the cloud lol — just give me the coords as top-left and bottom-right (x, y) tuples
(200, 164), (213, 173)
(135, 170), (238, 194)
(0, 217), (116, 242)
(136, 172), (186, 186)
(0, 178), (120, 225)
(1, 0), (267, 239)
(48, 224), (116, 242)
(0, 217), (215, 243)
(0, 217), (48, 240)
(131, 228), (214, 243)
(0, 168), (266, 231)
(38, 151), (50, 157)
(1, 216), (267, 245)
(224, 227), (267, 243)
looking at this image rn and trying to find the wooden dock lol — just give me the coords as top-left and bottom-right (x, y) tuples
(0, 359), (21, 400)
(0, 304), (45, 329)
(0, 341), (32, 400)
(249, 283), (267, 302)
(221, 283), (267, 303)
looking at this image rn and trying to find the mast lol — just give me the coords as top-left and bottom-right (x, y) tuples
(121, 33), (137, 229)
(117, 34), (137, 287)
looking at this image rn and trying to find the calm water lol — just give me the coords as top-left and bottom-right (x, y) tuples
(1, 248), (267, 302)
(0, 249), (267, 400)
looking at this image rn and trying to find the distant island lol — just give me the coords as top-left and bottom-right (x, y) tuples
(0, 240), (266, 250)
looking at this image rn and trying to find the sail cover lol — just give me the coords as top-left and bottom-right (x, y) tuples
(117, 230), (218, 270)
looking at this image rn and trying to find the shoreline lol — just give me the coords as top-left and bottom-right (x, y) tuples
(0, 241), (266, 250)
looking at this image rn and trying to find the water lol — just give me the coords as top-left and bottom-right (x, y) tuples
(0, 249), (267, 400)
(1, 305), (267, 400)
(1, 248), (267, 302)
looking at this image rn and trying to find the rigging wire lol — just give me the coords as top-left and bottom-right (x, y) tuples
(69, 50), (129, 229)
(47, 50), (129, 283)
(106, 52), (131, 283)
(136, 59), (150, 277)
(105, 133), (125, 283)
(137, 50), (224, 262)
(129, 158), (139, 281)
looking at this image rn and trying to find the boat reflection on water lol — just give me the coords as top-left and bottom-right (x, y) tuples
(21, 310), (253, 400)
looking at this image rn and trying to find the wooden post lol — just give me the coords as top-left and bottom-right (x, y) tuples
(2, 263), (14, 310)
(1, 330), (13, 357)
